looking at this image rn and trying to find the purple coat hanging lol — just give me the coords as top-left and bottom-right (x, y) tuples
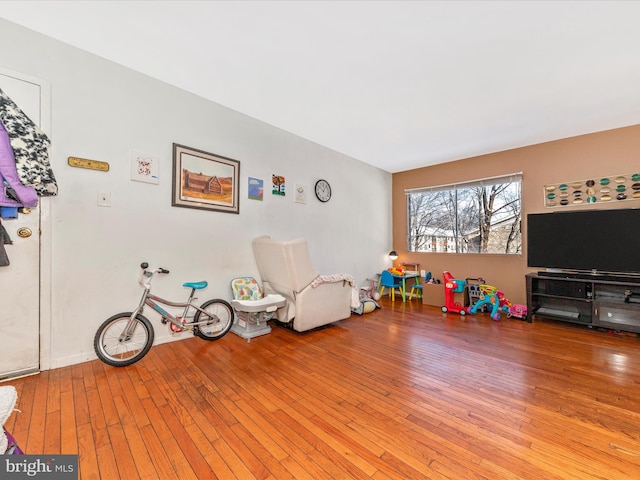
(0, 120), (37, 207)
(0, 87), (57, 196)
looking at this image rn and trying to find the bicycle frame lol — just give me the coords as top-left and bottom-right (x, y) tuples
(120, 268), (212, 339)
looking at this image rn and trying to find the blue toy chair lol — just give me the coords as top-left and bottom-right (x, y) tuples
(409, 271), (431, 301)
(379, 270), (403, 301)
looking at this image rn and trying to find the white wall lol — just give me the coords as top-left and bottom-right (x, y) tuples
(0, 19), (392, 368)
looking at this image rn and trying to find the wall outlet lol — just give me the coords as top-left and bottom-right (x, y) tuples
(97, 190), (111, 207)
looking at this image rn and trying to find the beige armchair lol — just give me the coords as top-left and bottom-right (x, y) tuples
(251, 236), (357, 332)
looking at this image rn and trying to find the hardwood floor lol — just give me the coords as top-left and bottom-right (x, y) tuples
(4, 298), (640, 479)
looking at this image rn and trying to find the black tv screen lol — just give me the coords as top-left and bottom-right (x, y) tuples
(527, 208), (640, 274)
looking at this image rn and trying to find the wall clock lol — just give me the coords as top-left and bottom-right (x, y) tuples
(315, 179), (332, 202)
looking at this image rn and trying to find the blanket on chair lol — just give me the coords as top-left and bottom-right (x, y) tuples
(310, 273), (361, 308)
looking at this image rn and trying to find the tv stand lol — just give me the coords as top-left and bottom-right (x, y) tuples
(526, 272), (640, 333)
(536, 270), (640, 284)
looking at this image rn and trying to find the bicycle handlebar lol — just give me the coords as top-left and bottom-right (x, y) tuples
(139, 262), (170, 288)
(140, 262), (169, 274)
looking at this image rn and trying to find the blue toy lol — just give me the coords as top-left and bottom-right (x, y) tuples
(469, 284), (506, 321)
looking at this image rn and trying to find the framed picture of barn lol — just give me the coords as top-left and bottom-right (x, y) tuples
(172, 143), (240, 214)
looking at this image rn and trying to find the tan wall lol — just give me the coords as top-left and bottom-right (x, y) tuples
(392, 124), (640, 305)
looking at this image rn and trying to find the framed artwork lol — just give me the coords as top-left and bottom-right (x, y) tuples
(130, 149), (160, 184)
(272, 174), (285, 196)
(248, 177), (264, 201)
(295, 184), (307, 204)
(172, 143), (240, 214)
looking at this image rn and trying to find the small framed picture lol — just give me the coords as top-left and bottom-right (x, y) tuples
(248, 177), (264, 201)
(130, 150), (160, 184)
(272, 175), (285, 196)
(295, 184), (307, 204)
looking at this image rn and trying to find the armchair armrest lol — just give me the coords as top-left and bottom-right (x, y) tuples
(310, 273), (360, 308)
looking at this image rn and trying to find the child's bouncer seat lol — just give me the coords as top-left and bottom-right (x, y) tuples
(230, 277), (286, 341)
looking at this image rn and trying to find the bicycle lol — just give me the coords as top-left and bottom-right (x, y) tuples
(94, 262), (233, 366)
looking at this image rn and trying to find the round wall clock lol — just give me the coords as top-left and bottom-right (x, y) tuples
(315, 179), (332, 202)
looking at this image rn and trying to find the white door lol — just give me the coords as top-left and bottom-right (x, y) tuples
(0, 69), (49, 379)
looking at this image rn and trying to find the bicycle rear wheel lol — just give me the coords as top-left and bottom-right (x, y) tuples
(194, 299), (233, 340)
(94, 313), (154, 366)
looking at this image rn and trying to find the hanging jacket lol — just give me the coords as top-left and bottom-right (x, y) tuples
(0, 87), (57, 196)
(0, 218), (12, 266)
(0, 120), (38, 207)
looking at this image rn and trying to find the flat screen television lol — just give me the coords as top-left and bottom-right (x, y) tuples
(527, 208), (640, 275)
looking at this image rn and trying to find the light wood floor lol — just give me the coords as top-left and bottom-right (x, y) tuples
(5, 298), (640, 479)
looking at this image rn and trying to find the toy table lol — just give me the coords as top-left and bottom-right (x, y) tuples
(392, 273), (420, 302)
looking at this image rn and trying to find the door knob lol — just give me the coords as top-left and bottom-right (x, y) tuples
(17, 227), (32, 238)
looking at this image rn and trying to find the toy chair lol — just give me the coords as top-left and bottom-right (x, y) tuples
(408, 271), (432, 301)
(230, 277), (286, 341)
(380, 270), (403, 301)
(408, 282), (422, 301)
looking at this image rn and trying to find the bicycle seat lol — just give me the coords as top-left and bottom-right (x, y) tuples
(183, 281), (208, 290)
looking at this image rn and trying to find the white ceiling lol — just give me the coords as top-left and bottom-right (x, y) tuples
(2, 1), (640, 173)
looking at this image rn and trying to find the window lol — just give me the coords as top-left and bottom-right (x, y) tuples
(406, 173), (522, 254)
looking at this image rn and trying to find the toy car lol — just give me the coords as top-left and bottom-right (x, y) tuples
(508, 303), (528, 319)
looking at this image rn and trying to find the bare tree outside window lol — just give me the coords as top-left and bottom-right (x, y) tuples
(406, 174), (522, 255)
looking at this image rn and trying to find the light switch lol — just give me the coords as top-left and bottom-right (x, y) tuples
(98, 190), (111, 207)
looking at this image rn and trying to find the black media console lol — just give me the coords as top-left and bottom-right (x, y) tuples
(526, 272), (640, 333)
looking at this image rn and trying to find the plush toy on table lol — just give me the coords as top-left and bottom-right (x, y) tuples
(388, 266), (406, 276)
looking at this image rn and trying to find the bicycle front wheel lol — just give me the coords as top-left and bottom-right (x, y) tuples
(194, 299), (233, 341)
(94, 313), (154, 366)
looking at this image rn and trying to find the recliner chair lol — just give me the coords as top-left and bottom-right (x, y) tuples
(251, 235), (357, 332)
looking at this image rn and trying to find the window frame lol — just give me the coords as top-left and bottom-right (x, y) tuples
(405, 172), (523, 255)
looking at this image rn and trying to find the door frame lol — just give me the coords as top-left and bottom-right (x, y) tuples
(0, 66), (53, 372)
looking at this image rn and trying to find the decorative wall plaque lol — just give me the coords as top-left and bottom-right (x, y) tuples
(544, 172), (640, 208)
(68, 156), (109, 172)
